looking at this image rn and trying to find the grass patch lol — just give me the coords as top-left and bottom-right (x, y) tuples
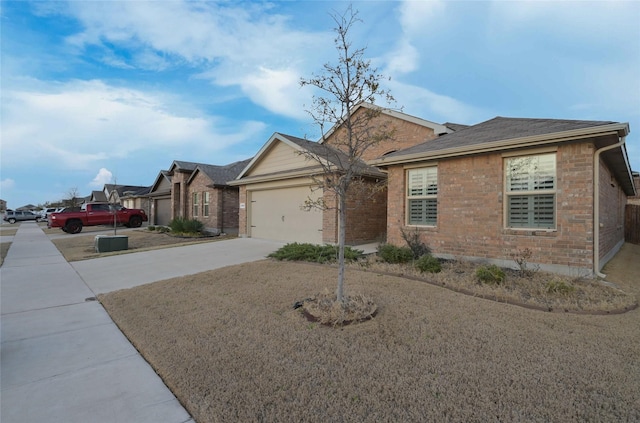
(0, 242), (10, 266)
(99, 258), (640, 423)
(51, 230), (233, 262)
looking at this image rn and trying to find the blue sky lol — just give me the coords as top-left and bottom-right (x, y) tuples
(1, 0), (639, 209)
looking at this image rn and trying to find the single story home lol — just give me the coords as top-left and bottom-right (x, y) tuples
(373, 116), (635, 276)
(230, 103), (452, 244)
(148, 159), (251, 234)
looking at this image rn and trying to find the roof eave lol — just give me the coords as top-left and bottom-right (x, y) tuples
(372, 123), (629, 167)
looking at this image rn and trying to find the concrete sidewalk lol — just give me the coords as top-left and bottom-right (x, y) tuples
(0, 223), (279, 422)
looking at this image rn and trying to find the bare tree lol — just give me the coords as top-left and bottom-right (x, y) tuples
(300, 5), (395, 304)
(65, 187), (81, 208)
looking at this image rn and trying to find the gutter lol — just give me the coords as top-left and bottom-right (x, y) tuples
(593, 136), (626, 278)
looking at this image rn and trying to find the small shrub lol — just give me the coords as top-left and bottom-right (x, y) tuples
(148, 226), (156, 231)
(268, 243), (363, 264)
(168, 217), (204, 234)
(415, 255), (442, 273)
(377, 244), (414, 264)
(476, 265), (506, 285)
(545, 278), (576, 296)
(511, 247), (539, 277)
(400, 227), (431, 259)
(157, 226), (169, 233)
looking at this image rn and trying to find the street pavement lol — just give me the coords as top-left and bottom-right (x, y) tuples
(0, 222), (283, 423)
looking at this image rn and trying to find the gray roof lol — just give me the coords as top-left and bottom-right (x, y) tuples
(105, 184), (151, 197)
(195, 158), (253, 185)
(443, 122), (470, 132)
(279, 133), (386, 178)
(91, 190), (108, 202)
(385, 117), (616, 158)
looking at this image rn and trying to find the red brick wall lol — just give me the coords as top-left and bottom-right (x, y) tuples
(186, 172), (241, 233)
(598, 158), (626, 261)
(387, 143), (598, 274)
(170, 170), (193, 219)
(324, 109), (438, 161)
(321, 179), (387, 244)
(344, 180), (387, 244)
(322, 190), (338, 244)
(238, 186), (248, 237)
(219, 187), (241, 234)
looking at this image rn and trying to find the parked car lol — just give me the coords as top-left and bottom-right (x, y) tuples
(40, 207), (63, 219)
(3, 210), (42, 224)
(48, 202), (148, 234)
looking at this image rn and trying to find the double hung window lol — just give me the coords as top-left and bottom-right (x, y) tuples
(203, 192), (210, 217)
(407, 167), (438, 226)
(193, 192), (199, 217)
(505, 153), (556, 229)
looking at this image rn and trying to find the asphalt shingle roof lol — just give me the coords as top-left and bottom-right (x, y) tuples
(196, 158), (253, 185)
(279, 133), (386, 178)
(386, 117), (616, 158)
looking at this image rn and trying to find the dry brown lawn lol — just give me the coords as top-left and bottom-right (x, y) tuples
(51, 229), (234, 262)
(99, 243), (640, 422)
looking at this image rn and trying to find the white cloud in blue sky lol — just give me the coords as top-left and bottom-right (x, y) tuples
(1, 0), (638, 208)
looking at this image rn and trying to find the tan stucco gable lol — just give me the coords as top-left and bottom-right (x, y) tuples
(231, 133), (325, 185)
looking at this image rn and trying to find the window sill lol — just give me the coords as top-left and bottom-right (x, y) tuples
(503, 228), (557, 236)
(404, 224), (437, 231)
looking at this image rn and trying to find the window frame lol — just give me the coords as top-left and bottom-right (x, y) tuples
(192, 192), (199, 217)
(203, 191), (210, 217)
(405, 166), (438, 227)
(504, 152), (557, 230)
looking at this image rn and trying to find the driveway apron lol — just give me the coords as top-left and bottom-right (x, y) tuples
(0, 223), (194, 423)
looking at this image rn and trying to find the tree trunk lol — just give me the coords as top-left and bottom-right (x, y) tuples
(336, 190), (347, 303)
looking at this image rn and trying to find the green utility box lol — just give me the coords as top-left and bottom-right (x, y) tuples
(95, 235), (129, 253)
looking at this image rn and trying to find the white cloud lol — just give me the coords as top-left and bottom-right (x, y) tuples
(0, 78), (267, 172)
(389, 79), (489, 125)
(57, 1), (327, 118)
(398, 0), (445, 37)
(90, 168), (112, 188)
(1, 178), (16, 191)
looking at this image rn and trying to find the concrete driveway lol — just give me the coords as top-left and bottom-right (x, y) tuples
(71, 237), (285, 294)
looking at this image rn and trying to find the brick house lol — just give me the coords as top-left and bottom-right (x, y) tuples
(372, 117), (635, 276)
(149, 159), (251, 234)
(104, 184), (151, 214)
(230, 104), (451, 244)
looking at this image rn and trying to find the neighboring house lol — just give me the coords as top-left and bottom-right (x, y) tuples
(119, 187), (151, 214)
(231, 103), (451, 244)
(150, 159), (251, 233)
(103, 184), (150, 206)
(147, 170), (173, 226)
(0, 199), (7, 212)
(372, 117), (635, 276)
(89, 190), (108, 203)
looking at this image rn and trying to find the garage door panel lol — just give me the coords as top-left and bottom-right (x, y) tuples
(250, 186), (322, 244)
(155, 198), (171, 226)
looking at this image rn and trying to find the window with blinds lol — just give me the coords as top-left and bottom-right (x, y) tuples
(203, 192), (210, 217)
(193, 192), (199, 217)
(506, 153), (556, 229)
(407, 167), (437, 226)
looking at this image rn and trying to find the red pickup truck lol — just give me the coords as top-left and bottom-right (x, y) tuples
(48, 203), (148, 234)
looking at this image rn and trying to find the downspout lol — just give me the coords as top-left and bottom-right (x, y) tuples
(593, 136), (626, 278)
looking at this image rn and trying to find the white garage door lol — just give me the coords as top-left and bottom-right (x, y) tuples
(250, 186), (323, 244)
